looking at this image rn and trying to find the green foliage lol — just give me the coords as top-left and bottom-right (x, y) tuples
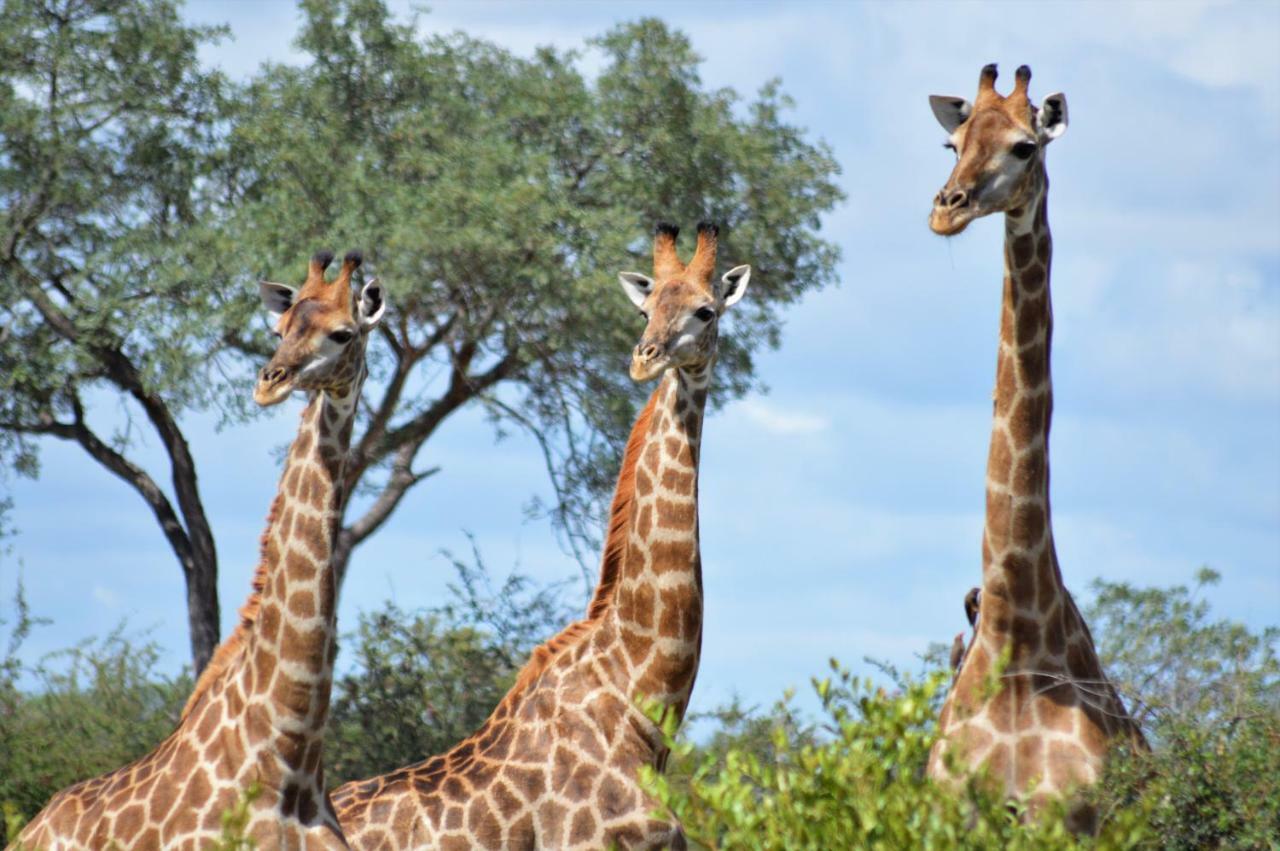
(1, 0), (842, 668)
(0, 0), (232, 443)
(643, 661), (1152, 850)
(0, 605), (190, 824)
(2, 801), (26, 848)
(213, 783), (261, 851)
(327, 550), (575, 784)
(649, 571), (1279, 849)
(0, 0), (234, 670)
(1086, 569), (1280, 849)
(208, 1), (843, 570)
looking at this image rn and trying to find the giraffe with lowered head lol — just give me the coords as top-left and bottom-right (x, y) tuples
(331, 222), (750, 850)
(923, 64), (1145, 830)
(11, 250), (384, 850)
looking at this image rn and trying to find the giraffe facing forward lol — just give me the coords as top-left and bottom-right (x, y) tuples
(923, 64), (1145, 829)
(331, 222), (751, 850)
(12, 251), (385, 850)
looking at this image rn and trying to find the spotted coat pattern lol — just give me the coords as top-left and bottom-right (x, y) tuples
(11, 253), (373, 850)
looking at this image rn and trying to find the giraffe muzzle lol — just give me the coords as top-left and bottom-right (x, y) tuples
(630, 343), (669, 382)
(254, 365), (297, 407)
(929, 191), (977, 236)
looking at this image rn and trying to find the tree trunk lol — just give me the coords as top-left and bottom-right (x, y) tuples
(183, 549), (220, 674)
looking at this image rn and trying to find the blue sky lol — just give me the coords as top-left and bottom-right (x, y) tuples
(3, 0), (1278, 722)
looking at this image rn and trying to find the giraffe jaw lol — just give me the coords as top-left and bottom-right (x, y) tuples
(930, 205), (977, 236)
(629, 356), (669, 382)
(254, 371), (298, 407)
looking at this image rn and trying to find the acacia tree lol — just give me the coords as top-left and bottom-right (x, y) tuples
(0, 0), (229, 671)
(2, 0), (843, 671)
(208, 0), (843, 587)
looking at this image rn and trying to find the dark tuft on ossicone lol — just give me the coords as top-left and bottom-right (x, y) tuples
(654, 221), (680, 239)
(981, 63), (998, 81)
(1015, 65), (1032, 83)
(312, 250), (335, 270)
(695, 221), (719, 237)
(343, 250), (363, 268)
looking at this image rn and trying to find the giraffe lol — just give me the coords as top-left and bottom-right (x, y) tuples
(330, 222), (751, 851)
(11, 250), (385, 850)
(923, 64), (1145, 830)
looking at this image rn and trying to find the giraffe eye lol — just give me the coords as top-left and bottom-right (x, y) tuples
(943, 141), (957, 153)
(328, 329), (355, 344)
(694, 306), (716, 322)
(638, 309), (648, 320)
(1011, 141), (1036, 160)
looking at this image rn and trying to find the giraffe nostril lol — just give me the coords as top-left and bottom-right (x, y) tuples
(947, 189), (970, 209)
(640, 344), (659, 360)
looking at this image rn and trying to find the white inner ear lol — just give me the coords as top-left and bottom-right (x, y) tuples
(259, 281), (296, 323)
(929, 95), (972, 133)
(358, 278), (386, 330)
(618, 272), (654, 309)
(720, 265), (751, 308)
(1038, 92), (1069, 141)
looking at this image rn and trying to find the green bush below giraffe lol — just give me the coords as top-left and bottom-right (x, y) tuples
(2, 568), (1276, 848)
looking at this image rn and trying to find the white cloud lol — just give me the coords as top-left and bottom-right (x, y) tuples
(1054, 257), (1280, 404)
(91, 585), (120, 608)
(735, 399), (831, 436)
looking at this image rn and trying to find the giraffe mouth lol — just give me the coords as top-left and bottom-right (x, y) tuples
(254, 366), (298, 407)
(630, 354), (669, 382)
(930, 205), (976, 236)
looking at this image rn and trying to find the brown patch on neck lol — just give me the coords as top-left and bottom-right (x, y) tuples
(181, 396), (336, 720)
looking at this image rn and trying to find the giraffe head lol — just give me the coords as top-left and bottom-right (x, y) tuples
(928, 64), (1068, 235)
(255, 249), (386, 406)
(618, 222), (751, 382)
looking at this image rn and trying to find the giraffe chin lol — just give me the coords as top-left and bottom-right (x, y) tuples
(929, 208), (975, 236)
(253, 378), (296, 407)
(629, 357), (669, 383)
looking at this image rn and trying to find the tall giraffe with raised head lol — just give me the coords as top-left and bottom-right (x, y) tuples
(12, 250), (385, 850)
(331, 222), (751, 850)
(924, 64), (1144, 829)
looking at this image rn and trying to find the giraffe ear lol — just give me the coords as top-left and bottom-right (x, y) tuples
(618, 272), (654, 309)
(719, 265), (751, 309)
(357, 278), (386, 330)
(259, 281), (296, 323)
(1036, 93), (1068, 142)
(929, 95), (971, 133)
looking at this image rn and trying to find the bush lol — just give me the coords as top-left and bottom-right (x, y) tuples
(0, 595), (190, 825)
(326, 552), (575, 784)
(642, 661), (1155, 850)
(1086, 568), (1280, 848)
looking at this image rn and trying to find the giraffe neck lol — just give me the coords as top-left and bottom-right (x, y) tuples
(608, 362), (710, 716)
(980, 169), (1066, 645)
(236, 380), (358, 766)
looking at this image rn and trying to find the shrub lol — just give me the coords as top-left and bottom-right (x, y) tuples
(642, 661), (1155, 850)
(326, 553), (575, 784)
(1086, 568), (1280, 848)
(0, 606), (189, 826)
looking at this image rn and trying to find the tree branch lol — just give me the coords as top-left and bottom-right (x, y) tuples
(2, 397), (196, 578)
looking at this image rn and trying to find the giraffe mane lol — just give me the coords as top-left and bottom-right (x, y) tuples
(499, 386), (658, 704)
(179, 490), (283, 720)
(587, 387), (658, 619)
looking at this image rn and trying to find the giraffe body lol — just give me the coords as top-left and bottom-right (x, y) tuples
(12, 252), (386, 850)
(924, 65), (1144, 828)
(332, 223), (750, 850)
